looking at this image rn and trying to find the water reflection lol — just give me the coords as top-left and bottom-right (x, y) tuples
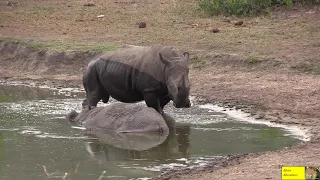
(84, 114), (191, 162)
(85, 131), (169, 151)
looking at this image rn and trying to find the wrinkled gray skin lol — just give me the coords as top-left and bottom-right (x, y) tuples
(82, 45), (191, 113)
(66, 103), (169, 133)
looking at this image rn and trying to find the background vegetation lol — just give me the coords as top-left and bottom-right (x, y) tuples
(198, 0), (320, 16)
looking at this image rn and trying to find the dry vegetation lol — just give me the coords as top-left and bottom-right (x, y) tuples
(0, 0), (319, 68)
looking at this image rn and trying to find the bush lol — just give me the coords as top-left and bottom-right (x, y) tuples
(198, 0), (319, 16)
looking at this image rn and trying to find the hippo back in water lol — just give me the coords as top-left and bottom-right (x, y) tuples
(67, 103), (169, 133)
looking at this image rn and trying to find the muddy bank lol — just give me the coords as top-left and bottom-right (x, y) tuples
(0, 40), (100, 79)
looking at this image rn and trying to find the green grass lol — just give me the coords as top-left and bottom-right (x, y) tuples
(3, 38), (119, 52)
(189, 55), (215, 69)
(31, 6), (55, 12)
(198, 0), (319, 16)
(243, 55), (270, 64)
(243, 55), (282, 67)
(291, 60), (320, 75)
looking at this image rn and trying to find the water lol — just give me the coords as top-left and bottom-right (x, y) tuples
(0, 84), (300, 180)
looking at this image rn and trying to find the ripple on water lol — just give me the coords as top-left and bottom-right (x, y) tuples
(3, 99), (83, 116)
(19, 130), (42, 135)
(193, 126), (259, 131)
(10, 126), (93, 140)
(35, 134), (97, 140)
(198, 104), (310, 141)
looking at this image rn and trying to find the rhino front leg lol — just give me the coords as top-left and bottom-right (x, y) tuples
(101, 91), (110, 104)
(160, 96), (171, 110)
(83, 80), (103, 110)
(143, 92), (162, 114)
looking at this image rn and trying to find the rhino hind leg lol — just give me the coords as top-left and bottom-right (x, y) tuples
(101, 89), (110, 104)
(102, 96), (109, 103)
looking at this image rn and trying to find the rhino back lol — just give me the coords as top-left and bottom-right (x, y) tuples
(94, 55), (169, 102)
(116, 104), (168, 133)
(82, 103), (169, 133)
(99, 45), (183, 83)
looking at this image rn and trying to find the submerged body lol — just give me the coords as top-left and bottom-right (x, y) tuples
(67, 103), (169, 133)
(82, 45), (191, 113)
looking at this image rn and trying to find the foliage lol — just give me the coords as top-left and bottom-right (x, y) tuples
(190, 55), (215, 69)
(198, 0), (319, 16)
(32, 6), (55, 12)
(243, 55), (269, 64)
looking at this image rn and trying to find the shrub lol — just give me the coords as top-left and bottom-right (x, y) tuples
(198, 0), (319, 16)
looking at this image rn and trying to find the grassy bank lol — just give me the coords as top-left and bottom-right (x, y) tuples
(2, 38), (118, 52)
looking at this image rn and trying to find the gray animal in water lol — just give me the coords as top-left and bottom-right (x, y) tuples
(82, 45), (191, 113)
(67, 103), (169, 133)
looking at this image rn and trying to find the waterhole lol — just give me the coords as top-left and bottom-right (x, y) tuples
(0, 83), (301, 180)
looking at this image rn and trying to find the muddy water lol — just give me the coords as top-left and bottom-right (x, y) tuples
(0, 84), (300, 180)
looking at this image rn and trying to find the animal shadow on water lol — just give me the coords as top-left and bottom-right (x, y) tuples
(84, 114), (191, 163)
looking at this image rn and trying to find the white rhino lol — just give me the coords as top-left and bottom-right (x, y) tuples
(66, 103), (169, 133)
(82, 45), (191, 114)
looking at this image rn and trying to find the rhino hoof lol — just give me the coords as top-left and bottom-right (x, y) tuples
(66, 110), (78, 122)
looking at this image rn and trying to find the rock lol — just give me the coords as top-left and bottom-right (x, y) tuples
(6, 1), (12, 6)
(210, 28), (220, 33)
(235, 21), (244, 26)
(137, 22), (147, 28)
(223, 19), (231, 23)
(83, 3), (96, 6)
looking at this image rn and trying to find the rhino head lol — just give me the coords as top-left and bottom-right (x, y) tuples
(160, 52), (191, 108)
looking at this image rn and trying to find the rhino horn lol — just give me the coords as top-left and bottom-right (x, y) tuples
(181, 75), (186, 87)
(159, 53), (171, 65)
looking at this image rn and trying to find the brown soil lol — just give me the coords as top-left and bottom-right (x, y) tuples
(0, 0), (320, 179)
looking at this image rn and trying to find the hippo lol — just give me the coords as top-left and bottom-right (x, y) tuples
(66, 103), (169, 134)
(82, 45), (191, 113)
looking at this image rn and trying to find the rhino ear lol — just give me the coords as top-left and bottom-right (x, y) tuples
(183, 52), (190, 61)
(159, 53), (171, 65)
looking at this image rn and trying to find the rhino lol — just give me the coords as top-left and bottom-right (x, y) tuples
(82, 45), (191, 113)
(66, 103), (169, 133)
